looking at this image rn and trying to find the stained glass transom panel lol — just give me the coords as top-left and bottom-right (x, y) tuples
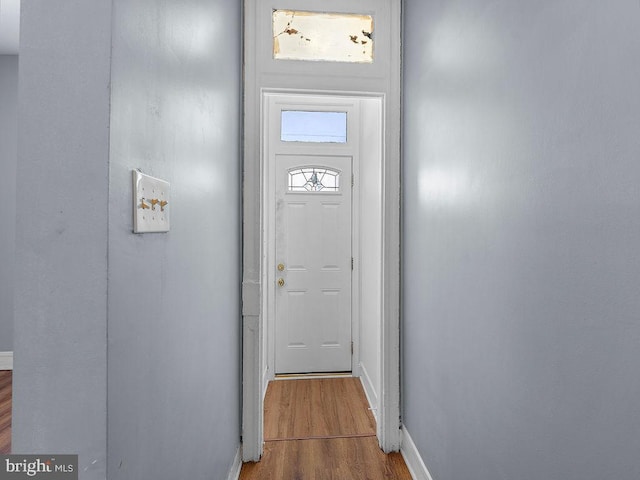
(288, 167), (340, 192)
(273, 10), (374, 63)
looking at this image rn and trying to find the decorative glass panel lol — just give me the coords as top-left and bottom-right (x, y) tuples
(281, 111), (347, 143)
(273, 10), (374, 63)
(288, 167), (340, 192)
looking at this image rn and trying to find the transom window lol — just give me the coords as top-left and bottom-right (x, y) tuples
(273, 10), (374, 63)
(288, 167), (340, 192)
(281, 110), (347, 143)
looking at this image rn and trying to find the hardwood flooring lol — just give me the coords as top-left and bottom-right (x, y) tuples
(0, 373), (409, 477)
(241, 377), (412, 480)
(240, 436), (411, 480)
(0, 370), (11, 454)
(264, 377), (376, 441)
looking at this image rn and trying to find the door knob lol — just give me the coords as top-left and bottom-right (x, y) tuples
(278, 278), (285, 287)
(277, 263), (285, 271)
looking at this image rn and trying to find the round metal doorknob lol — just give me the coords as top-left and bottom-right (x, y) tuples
(277, 263), (285, 271)
(278, 278), (285, 287)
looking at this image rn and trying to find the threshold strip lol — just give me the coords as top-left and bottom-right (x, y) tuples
(274, 372), (352, 380)
(265, 432), (376, 443)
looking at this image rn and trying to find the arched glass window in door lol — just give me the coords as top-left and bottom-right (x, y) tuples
(288, 167), (340, 192)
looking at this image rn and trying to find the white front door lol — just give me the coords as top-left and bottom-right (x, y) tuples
(274, 155), (353, 373)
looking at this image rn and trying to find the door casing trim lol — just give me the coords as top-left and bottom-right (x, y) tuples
(242, 88), (400, 460)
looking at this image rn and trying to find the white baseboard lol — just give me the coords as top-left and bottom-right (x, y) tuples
(358, 362), (378, 423)
(226, 445), (242, 480)
(401, 426), (435, 480)
(0, 351), (13, 370)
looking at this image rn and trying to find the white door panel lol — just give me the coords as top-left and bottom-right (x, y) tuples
(275, 154), (352, 373)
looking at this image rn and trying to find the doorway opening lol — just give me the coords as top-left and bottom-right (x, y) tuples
(242, 1), (401, 462)
(241, 90), (396, 461)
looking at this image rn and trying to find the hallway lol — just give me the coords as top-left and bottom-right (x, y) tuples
(5, 1), (640, 478)
(239, 377), (411, 479)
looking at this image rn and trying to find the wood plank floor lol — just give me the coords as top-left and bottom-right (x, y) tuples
(241, 377), (412, 480)
(264, 377), (376, 441)
(0, 370), (11, 454)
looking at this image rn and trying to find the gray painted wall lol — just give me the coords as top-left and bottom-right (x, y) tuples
(14, 1), (241, 478)
(403, 2), (640, 480)
(107, 1), (242, 478)
(0, 55), (18, 352)
(13, 1), (111, 477)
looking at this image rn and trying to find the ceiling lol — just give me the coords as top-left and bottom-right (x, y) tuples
(0, 0), (20, 55)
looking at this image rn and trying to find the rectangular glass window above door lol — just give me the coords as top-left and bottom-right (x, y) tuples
(281, 111), (347, 143)
(273, 10), (374, 63)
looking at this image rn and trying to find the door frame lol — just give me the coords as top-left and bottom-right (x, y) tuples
(242, 0), (401, 463)
(242, 87), (400, 460)
(264, 93), (361, 378)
